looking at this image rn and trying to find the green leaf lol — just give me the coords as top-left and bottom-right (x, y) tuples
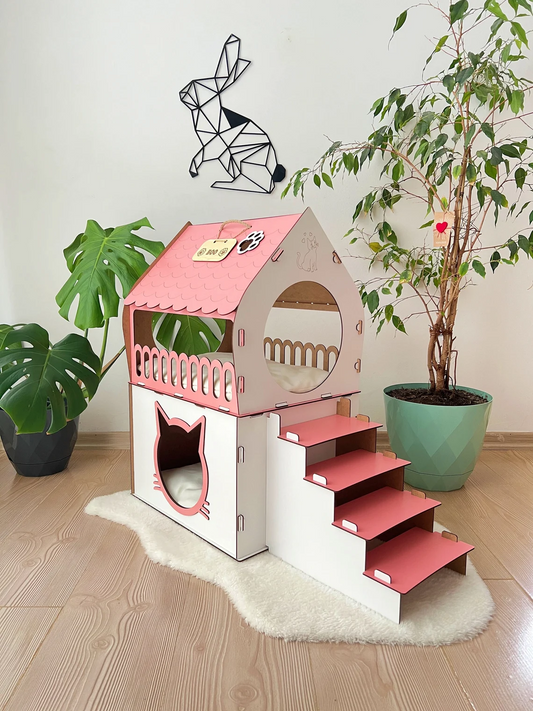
(491, 190), (508, 208)
(472, 259), (486, 277)
(458, 261), (469, 276)
(152, 314), (224, 357)
(366, 290), (379, 314)
(371, 97), (384, 116)
(507, 239), (518, 257)
(485, 0), (508, 20)
(56, 218), (163, 330)
(481, 123), (495, 142)
(385, 304), (393, 322)
(456, 67), (474, 84)
(0, 324), (101, 434)
(443, 74), (455, 93)
(313, 174), (321, 188)
(0, 325), (15, 351)
(500, 144), (521, 159)
(342, 153), (354, 172)
(518, 234), (532, 254)
(368, 242), (382, 253)
(489, 146), (503, 165)
(450, 0), (469, 24)
(515, 167), (526, 189)
(511, 21), (528, 46)
(466, 163), (477, 183)
(490, 250), (501, 272)
(392, 9), (408, 33)
(392, 315), (407, 333)
(510, 90), (525, 114)
(322, 173), (334, 189)
(426, 35), (449, 66)
(485, 161), (498, 179)
(465, 124), (476, 147)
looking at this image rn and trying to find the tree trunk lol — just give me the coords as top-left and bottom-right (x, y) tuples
(427, 280), (460, 392)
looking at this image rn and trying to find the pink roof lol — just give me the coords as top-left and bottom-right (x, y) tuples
(125, 214), (303, 319)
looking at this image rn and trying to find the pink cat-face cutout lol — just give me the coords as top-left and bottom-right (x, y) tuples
(152, 402), (210, 520)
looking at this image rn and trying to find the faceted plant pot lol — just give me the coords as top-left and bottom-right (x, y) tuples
(0, 409), (79, 477)
(384, 383), (492, 492)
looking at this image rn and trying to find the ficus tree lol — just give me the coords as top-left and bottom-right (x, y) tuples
(284, 0), (533, 392)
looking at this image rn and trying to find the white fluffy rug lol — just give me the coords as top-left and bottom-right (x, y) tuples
(86, 491), (494, 646)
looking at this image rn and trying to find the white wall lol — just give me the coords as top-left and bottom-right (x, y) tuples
(0, 0), (531, 431)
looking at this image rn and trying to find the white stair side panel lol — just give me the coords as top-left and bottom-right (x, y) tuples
(132, 386), (238, 558)
(266, 413), (401, 622)
(236, 415), (268, 560)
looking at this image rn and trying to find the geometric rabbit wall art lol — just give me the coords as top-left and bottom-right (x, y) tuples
(179, 34), (286, 194)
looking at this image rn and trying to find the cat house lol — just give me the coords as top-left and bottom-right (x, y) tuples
(123, 209), (474, 623)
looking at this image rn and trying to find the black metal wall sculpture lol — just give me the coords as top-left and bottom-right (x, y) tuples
(179, 35), (286, 194)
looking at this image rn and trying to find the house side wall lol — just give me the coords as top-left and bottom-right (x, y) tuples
(233, 209), (365, 414)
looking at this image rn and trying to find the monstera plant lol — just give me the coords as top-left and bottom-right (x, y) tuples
(152, 314), (225, 356)
(0, 217), (164, 476)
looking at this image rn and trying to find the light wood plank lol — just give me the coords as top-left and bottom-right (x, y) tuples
(161, 574), (317, 711)
(0, 449), (127, 607)
(0, 464), (66, 540)
(308, 642), (474, 711)
(3, 524), (191, 711)
(444, 580), (533, 711)
(1, 447), (532, 711)
(0, 607), (60, 707)
(435, 454), (533, 595)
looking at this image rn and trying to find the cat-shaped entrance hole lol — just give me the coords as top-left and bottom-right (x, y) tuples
(153, 403), (210, 519)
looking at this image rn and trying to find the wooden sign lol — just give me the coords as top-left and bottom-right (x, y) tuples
(433, 212), (453, 247)
(192, 238), (236, 262)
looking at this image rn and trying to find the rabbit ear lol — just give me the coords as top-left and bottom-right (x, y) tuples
(215, 35), (250, 90)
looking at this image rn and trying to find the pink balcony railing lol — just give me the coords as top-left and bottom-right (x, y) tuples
(132, 345), (238, 414)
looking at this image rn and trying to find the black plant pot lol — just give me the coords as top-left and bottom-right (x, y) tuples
(0, 409), (79, 477)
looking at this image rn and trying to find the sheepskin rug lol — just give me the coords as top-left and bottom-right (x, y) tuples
(86, 491), (494, 645)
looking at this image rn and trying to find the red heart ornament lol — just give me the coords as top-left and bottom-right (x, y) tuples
(436, 221), (448, 233)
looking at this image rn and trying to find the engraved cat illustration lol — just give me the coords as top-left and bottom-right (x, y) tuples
(297, 233), (318, 272)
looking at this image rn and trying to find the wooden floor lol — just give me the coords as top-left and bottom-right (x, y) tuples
(0, 448), (531, 711)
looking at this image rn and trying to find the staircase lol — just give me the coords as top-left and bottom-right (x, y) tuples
(266, 402), (473, 623)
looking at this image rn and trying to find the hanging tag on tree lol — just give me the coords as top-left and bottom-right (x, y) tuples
(433, 212), (453, 247)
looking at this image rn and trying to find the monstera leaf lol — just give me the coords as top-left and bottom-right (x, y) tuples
(56, 217), (164, 330)
(152, 314), (226, 357)
(0, 324), (15, 351)
(0, 324), (101, 434)
(0, 325), (21, 373)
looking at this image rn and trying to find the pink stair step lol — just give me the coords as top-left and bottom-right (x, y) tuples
(304, 449), (410, 492)
(363, 527), (474, 594)
(333, 487), (440, 540)
(280, 415), (381, 448)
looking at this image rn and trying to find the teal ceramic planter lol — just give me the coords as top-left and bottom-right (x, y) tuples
(384, 383), (492, 491)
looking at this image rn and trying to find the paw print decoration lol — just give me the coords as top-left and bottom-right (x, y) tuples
(237, 230), (265, 255)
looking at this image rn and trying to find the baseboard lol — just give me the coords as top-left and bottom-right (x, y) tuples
(377, 431), (533, 451)
(69, 430), (533, 451)
(76, 432), (131, 450)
